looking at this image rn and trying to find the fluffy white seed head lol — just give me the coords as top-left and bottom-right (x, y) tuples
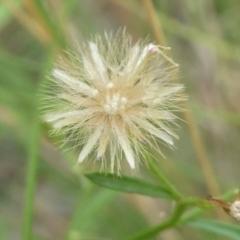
(42, 29), (184, 173)
(230, 200), (240, 221)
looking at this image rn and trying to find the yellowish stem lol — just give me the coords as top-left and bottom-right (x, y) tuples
(142, 0), (167, 46)
(2, 0), (50, 44)
(142, 0), (222, 203)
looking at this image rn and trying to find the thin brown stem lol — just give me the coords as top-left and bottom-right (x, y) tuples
(142, 0), (222, 206)
(2, 0), (50, 44)
(142, 0), (167, 46)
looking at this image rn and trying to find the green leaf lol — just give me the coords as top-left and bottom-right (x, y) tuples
(85, 173), (173, 199)
(189, 218), (240, 240)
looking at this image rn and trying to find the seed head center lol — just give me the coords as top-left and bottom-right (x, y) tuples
(104, 91), (127, 115)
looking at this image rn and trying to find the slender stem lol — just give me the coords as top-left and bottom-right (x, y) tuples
(147, 156), (182, 200)
(23, 0), (66, 47)
(22, 101), (41, 240)
(22, 51), (56, 240)
(123, 196), (209, 240)
(124, 202), (186, 240)
(142, 0), (167, 46)
(181, 107), (221, 197)
(142, 0), (221, 199)
(1, 0), (50, 44)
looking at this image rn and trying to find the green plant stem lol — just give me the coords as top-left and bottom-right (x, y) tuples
(22, 50), (56, 240)
(22, 104), (41, 240)
(124, 196), (209, 240)
(124, 202), (186, 240)
(147, 156), (182, 200)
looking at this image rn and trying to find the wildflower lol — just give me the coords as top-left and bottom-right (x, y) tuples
(230, 200), (240, 221)
(207, 191), (240, 221)
(42, 29), (184, 173)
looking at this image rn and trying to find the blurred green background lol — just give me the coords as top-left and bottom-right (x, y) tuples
(0, 0), (240, 239)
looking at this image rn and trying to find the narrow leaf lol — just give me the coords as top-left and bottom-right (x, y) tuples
(85, 173), (173, 199)
(189, 218), (240, 240)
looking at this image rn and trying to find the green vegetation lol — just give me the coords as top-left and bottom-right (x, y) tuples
(1, 1), (240, 239)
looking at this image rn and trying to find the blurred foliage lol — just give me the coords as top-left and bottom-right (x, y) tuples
(0, 0), (240, 239)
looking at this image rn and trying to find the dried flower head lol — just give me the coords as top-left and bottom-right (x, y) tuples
(229, 200), (240, 221)
(207, 190), (240, 221)
(42, 29), (184, 173)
